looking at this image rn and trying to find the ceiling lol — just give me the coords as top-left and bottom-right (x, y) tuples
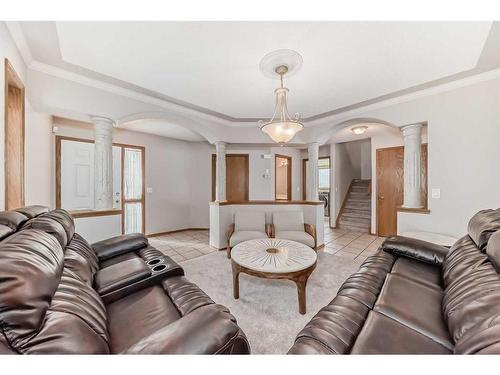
(19, 21), (494, 122)
(117, 118), (205, 142)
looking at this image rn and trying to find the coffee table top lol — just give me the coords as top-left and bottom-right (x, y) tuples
(231, 238), (317, 274)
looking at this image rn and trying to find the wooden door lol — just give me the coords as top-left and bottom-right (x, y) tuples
(5, 59), (25, 210)
(211, 154), (249, 201)
(376, 144), (428, 236)
(376, 147), (404, 236)
(275, 154), (292, 200)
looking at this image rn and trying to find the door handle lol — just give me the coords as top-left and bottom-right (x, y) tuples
(378, 195), (385, 200)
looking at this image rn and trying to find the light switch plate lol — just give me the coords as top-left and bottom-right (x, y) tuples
(146, 187), (153, 193)
(431, 188), (440, 199)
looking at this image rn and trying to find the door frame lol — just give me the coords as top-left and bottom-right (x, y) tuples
(119, 144), (146, 235)
(275, 154), (292, 200)
(211, 153), (249, 201)
(302, 156), (331, 201)
(55, 135), (146, 234)
(4, 59), (25, 210)
(375, 144), (428, 236)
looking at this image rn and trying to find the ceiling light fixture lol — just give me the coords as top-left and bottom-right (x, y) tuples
(258, 50), (304, 144)
(351, 126), (368, 135)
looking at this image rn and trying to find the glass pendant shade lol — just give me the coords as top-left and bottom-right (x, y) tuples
(259, 85), (304, 143)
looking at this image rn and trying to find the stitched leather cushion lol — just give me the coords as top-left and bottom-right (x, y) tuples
(289, 251), (396, 354)
(40, 209), (75, 244)
(0, 229), (64, 348)
(486, 230), (500, 272)
(22, 267), (110, 354)
(467, 209), (500, 250)
(0, 211), (28, 231)
(64, 233), (99, 285)
(22, 215), (69, 248)
(14, 205), (49, 219)
(442, 234), (500, 353)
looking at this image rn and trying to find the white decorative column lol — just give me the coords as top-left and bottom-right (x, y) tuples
(307, 142), (320, 201)
(214, 141), (227, 202)
(91, 116), (115, 210)
(402, 123), (423, 208)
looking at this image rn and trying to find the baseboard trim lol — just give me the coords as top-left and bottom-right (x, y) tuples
(147, 228), (209, 237)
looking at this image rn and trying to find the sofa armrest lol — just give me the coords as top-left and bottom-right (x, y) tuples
(92, 233), (149, 261)
(304, 223), (317, 249)
(381, 235), (449, 266)
(123, 304), (250, 354)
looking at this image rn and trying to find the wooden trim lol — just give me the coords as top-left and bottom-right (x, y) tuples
(211, 200), (324, 206)
(335, 179), (355, 228)
(301, 156), (330, 201)
(397, 207), (431, 214)
(4, 59), (25, 210)
(147, 227), (209, 237)
(122, 145), (146, 234)
(55, 135), (146, 234)
(69, 209), (123, 218)
(275, 154), (292, 200)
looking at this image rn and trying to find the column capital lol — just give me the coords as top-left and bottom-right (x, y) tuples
(90, 116), (115, 129)
(401, 123), (423, 136)
(214, 141), (227, 150)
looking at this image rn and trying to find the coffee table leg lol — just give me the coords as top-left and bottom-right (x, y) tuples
(231, 261), (240, 299)
(295, 272), (312, 315)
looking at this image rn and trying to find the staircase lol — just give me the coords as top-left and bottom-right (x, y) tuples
(338, 179), (371, 232)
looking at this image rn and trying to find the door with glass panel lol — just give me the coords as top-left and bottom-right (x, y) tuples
(122, 146), (145, 234)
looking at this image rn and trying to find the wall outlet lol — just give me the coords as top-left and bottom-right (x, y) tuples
(431, 188), (441, 199)
(146, 187), (153, 193)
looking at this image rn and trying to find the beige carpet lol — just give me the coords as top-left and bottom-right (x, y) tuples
(181, 250), (362, 354)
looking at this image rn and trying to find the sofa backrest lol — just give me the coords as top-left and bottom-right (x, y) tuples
(442, 208), (500, 354)
(0, 206), (109, 353)
(234, 211), (266, 232)
(273, 211), (304, 232)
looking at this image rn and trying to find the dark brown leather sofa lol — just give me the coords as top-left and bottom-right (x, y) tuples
(289, 208), (500, 354)
(0, 206), (250, 354)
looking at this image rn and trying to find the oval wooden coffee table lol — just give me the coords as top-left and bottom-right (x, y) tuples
(230, 238), (317, 315)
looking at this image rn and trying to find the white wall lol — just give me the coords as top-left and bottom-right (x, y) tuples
(360, 139), (372, 179)
(222, 145), (303, 200)
(25, 112), (54, 208)
(356, 77), (500, 237)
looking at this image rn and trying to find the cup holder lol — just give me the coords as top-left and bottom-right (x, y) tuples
(152, 264), (167, 272)
(147, 258), (162, 266)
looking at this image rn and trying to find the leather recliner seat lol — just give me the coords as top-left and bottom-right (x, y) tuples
(289, 208), (500, 354)
(0, 206), (250, 354)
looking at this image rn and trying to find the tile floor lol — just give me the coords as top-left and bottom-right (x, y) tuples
(148, 219), (385, 264)
(318, 224), (386, 264)
(148, 230), (215, 263)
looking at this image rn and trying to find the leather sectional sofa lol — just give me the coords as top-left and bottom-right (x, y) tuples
(289, 208), (500, 354)
(0, 206), (250, 354)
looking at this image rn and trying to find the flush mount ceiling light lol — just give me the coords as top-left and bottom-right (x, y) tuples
(258, 50), (304, 144)
(351, 126), (368, 135)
